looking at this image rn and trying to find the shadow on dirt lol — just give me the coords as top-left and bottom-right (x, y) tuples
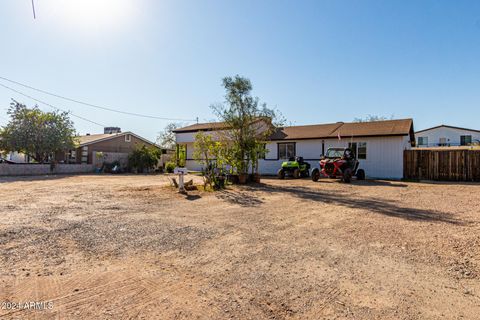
(185, 194), (202, 201)
(354, 180), (408, 187)
(243, 183), (466, 225)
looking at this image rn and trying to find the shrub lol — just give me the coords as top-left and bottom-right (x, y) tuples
(165, 161), (175, 173)
(128, 146), (161, 173)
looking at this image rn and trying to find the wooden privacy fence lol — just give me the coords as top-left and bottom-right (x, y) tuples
(404, 149), (480, 181)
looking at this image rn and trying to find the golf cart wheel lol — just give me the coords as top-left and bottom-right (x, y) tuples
(277, 168), (285, 179)
(311, 169), (320, 182)
(342, 168), (352, 183)
(356, 169), (365, 180)
(293, 169), (300, 179)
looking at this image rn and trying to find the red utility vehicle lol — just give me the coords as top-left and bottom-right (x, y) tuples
(311, 148), (365, 183)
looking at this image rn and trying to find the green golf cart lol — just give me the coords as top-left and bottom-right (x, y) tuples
(277, 156), (311, 179)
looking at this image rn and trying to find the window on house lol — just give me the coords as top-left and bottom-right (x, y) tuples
(439, 137), (447, 146)
(460, 135), (472, 146)
(69, 150), (76, 160)
(349, 142), (367, 160)
(81, 146), (88, 163)
(418, 137), (428, 146)
(357, 142), (367, 159)
(125, 134), (131, 142)
(278, 143), (295, 159)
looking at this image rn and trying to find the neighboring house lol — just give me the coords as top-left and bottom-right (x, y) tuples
(1, 128), (168, 166)
(63, 129), (163, 165)
(0, 151), (32, 163)
(174, 118), (415, 179)
(415, 125), (480, 147)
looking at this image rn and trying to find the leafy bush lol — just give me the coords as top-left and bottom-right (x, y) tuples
(165, 161), (175, 173)
(128, 146), (161, 173)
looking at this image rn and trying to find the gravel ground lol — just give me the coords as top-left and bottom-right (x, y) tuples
(0, 174), (479, 319)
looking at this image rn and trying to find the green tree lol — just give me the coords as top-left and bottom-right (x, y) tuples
(128, 145), (161, 173)
(193, 132), (225, 188)
(157, 123), (187, 167)
(0, 100), (76, 163)
(157, 122), (181, 150)
(212, 75), (282, 176)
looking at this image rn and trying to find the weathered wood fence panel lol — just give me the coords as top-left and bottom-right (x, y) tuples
(404, 150), (480, 181)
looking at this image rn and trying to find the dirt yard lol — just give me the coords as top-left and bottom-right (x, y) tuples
(0, 174), (479, 319)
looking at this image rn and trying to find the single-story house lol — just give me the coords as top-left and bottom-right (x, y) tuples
(173, 118), (415, 179)
(62, 129), (166, 166)
(415, 125), (480, 147)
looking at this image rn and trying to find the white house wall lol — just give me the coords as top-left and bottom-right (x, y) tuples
(175, 132), (197, 144)
(260, 136), (409, 179)
(5, 152), (29, 163)
(177, 131), (410, 179)
(416, 127), (480, 146)
(176, 130), (241, 172)
(175, 130), (228, 144)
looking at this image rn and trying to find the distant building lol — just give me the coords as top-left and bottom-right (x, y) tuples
(64, 131), (163, 165)
(1, 128), (170, 167)
(0, 151), (32, 163)
(415, 125), (480, 147)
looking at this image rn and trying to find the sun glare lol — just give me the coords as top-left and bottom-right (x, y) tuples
(44, 0), (138, 34)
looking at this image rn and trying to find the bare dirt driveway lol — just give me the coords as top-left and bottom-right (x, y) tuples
(1, 174), (479, 319)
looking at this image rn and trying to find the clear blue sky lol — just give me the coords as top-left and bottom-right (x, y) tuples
(1, 0), (480, 141)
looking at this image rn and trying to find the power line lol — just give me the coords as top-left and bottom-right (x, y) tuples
(0, 82), (106, 127)
(31, 0), (36, 19)
(0, 76), (197, 122)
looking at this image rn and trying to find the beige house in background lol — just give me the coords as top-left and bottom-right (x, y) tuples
(2, 128), (171, 166)
(63, 130), (168, 166)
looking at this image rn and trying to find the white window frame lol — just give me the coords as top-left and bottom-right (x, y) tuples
(348, 142), (367, 160)
(81, 146), (88, 163)
(460, 135), (472, 146)
(278, 142), (295, 160)
(357, 142), (367, 160)
(125, 134), (131, 142)
(418, 136), (428, 146)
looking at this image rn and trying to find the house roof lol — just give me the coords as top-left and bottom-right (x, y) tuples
(172, 118), (272, 133)
(174, 118), (415, 140)
(172, 122), (229, 133)
(75, 132), (161, 148)
(273, 119), (414, 140)
(415, 124), (480, 134)
(76, 133), (116, 145)
(269, 123), (343, 140)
